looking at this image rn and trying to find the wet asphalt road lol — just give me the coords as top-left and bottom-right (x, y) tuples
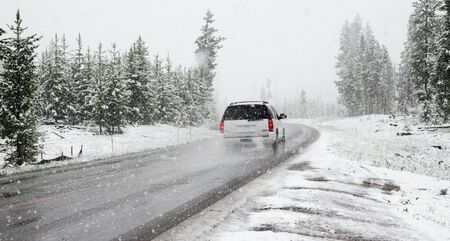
(0, 123), (318, 241)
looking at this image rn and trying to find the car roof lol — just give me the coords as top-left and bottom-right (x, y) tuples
(229, 101), (269, 106)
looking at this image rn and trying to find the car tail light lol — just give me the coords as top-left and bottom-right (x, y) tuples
(220, 119), (224, 133)
(268, 118), (274, 132)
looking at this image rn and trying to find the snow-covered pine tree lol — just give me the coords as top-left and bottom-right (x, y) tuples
(265, 79), (273, 102)
(379, 46), (396, 114)
(336, 16), (364, 116)
(194, 10), (225, 121)
(178, 68), (191, 126)
(192, 68), (207, 124)
(259, 79), (273, 104)
(36, 49), (50, 118)
(405, 0), (442, 121)
(69, 33), (85, 124)
(41, 34), (70, 122)
(81, 47), (95, 121)
(176, 67), (194, 126)
(124, 47), (137, 122)
(432, 0), (450, 122)
(259, 86), (267, 102)
(355, 32), (367, 115)
(136, 37), (156, 124)
(0, 10), (41, 165)
(159, 56), (179, 123)
(299, 89), (308, 118)
(103, 44), (129, 134)
(91, 43), (108, 134)
(38, 41), (54, 120)
(363, 25), (383, 114)
(169, 64), (184, 126)
(124, 47), (138, 122)
(335, 20), (352, 115)
(397, 35), (417, 113)
(125, 37), (154, 124)
(182, 67), (203, 125)
(61, 35), (78, 124)
(350, 16), (365, 115)
(153, 55), (171, 123)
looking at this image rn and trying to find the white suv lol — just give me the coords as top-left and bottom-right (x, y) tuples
(219, 101), (287, 145)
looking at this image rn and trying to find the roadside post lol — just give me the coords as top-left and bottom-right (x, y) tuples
(111, 134), (115, 155)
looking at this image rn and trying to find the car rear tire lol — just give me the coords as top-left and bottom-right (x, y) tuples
(275, 128), (279, 142)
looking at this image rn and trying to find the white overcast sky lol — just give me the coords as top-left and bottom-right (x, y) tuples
(1, 0), (414, 110)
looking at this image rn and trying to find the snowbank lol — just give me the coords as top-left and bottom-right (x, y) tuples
(0, 124), (218, 176)
(316, 115), (450, 180)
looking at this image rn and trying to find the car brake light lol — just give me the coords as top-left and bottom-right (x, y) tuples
(268, 118), (274, 132)
(220, 119), (224, 133)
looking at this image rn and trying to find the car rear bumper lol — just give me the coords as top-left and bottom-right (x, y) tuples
(223, 134), (276, 145)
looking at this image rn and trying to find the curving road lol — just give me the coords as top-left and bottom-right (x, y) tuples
(0, 123), (319, 241)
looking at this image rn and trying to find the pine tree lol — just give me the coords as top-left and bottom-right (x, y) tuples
(299, 90), (308, 118)
(397, 39), (417, 113)
(405, 0), (442, 121)
(265, 79), (273, 102)
(355, 32), (366, 115)
(259, 86), (267, 102)
(363, 25), (383, 114)
(176, 67), (194, 126)
(69, 33), (85, 123)
(36, 49), (50, 118)
(0, 10), (41, 165)
(171, 66), (186, 126)
(41, 34), (70, 122)
(81, 47), (95, 121)
(379, 46), (396, 114)
(103, 44), (129, 134)
(259, 79), (273, 105)
(350, 16), (365, 115)
(38, 41), (54, 120)
(92, 43), (107, 134)
(61, 35), (78, 124)
(125, 37), (155, 124)
(433, 0), (450, 121)
(194, 10), (225, 121)
(181, 67), (203, 125)
(161, 57), (179, 123)
(336, 16), (364, 116)
(153, 55), (170, 123)
(335, 20), (352, 115)
(167, 62), (183, 125)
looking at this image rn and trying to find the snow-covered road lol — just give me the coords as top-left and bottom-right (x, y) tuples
(0, 123), (318, 241)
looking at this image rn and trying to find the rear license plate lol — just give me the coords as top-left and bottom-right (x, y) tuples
(240, 139), (252, 142)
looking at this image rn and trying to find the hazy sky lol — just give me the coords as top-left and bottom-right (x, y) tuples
(1, 0), (414, 110)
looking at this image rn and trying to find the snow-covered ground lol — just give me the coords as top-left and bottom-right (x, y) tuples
(319, 115), (450, 180)
(0, 124), (217, 176)
(156, 115), (450, 241)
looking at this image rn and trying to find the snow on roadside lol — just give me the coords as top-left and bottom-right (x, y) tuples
(313, 115), (450, 180)
(0, 124), (218, 176)
(156, 118), (450, 241)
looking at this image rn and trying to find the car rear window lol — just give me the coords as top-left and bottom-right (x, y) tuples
(222, 104), (271, 120)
